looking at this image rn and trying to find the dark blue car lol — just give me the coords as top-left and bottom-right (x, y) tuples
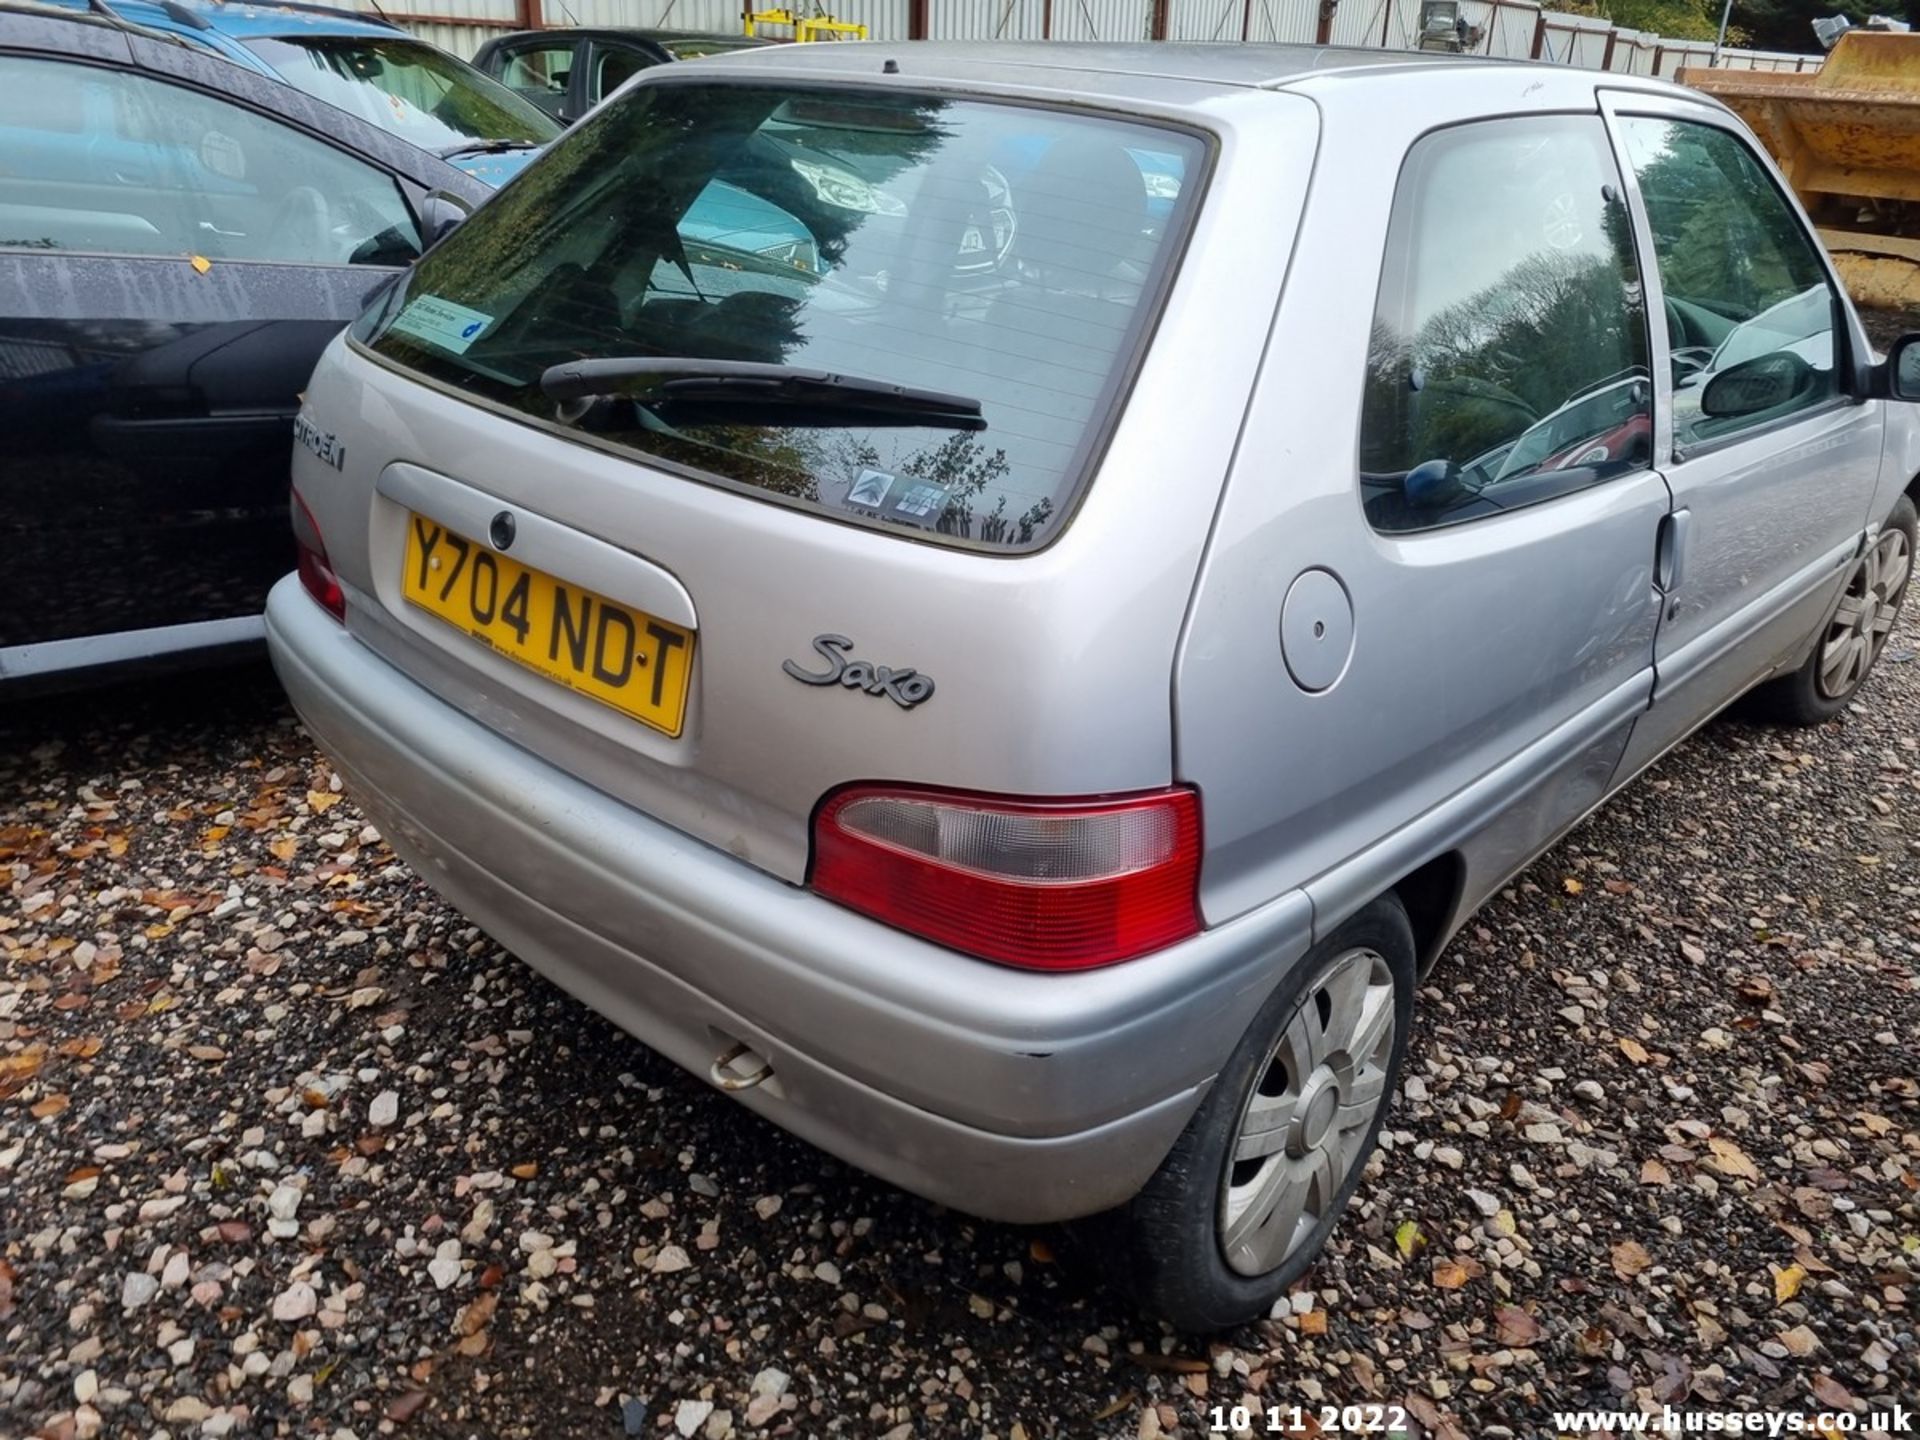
(0, 2), (489, 688)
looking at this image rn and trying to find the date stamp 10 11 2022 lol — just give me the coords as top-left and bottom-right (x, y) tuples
(1209, 1404), (1412, 1435)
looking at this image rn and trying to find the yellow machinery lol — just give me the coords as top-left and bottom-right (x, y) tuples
(743, 8), (868, 40)
(1683, 31), (1920, 308)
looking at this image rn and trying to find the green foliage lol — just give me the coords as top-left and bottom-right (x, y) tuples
(1539, 0), (1749, 45)
(1729, 0), (1887, 53)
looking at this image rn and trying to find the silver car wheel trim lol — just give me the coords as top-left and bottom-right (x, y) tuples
(1218, 947), (1396, 1278)
(1819, 526), (1911, 701)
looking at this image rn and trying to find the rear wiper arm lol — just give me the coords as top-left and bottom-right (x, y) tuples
(539, 357), (986, 431)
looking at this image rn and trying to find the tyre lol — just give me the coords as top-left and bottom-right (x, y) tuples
(1110, 894), (1416, 1331)
(1752, 494), (1915, 726)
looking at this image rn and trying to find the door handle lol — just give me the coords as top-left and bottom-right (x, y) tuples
(1655, 508), (1692, 594)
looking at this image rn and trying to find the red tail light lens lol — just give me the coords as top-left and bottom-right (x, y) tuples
(291, 489), (344, 623)
(811, 785), (1202, 970)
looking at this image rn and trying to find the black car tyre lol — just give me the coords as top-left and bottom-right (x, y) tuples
(1111, 894), (1415, 1331)
(1753, 494), (1915, 726)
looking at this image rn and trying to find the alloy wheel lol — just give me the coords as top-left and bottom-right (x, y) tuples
(1819, 526), (1912, 701)
(1218, 947), (1397, 1277)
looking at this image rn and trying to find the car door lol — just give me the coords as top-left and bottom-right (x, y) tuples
(0, 24), (484, 680)
(484, 35), (582, 122)
(584, 39), (664, 114)
(1602, 91), (1885, 780)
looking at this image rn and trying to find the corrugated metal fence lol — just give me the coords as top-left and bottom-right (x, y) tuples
(355, 0), (1817, 77)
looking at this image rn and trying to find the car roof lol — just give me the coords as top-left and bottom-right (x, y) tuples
(479, 26), (772, 48)
(20, 0), (406, 41)
(683, 38), (1695, 103)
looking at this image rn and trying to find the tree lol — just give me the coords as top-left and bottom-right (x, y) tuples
(1727, 0), (1898, 51)
(1542, 0), (1730, 42)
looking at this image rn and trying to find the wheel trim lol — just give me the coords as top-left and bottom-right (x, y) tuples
(1218, 947), (1396, 1279)
(1818, 527), (1911, 702)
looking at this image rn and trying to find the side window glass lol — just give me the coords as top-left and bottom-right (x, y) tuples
(1618, 117), (1839, 451)
(593, 47), (651, 107)
(1359, 116), (1652, 534)
(0, 55), (420, 267)
(499, 44), (575, 116)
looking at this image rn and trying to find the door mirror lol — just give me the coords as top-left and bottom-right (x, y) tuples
(418, 189), (472, 248)
(1700, 350), (1815, 419)
(1403, 457), (1466, 509)
(1887, 333), (1920, 401)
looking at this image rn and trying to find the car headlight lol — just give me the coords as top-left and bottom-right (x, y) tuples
(789, 158), (906, 217)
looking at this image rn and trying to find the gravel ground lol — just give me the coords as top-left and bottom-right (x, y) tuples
(2, 609), (1917, 1440)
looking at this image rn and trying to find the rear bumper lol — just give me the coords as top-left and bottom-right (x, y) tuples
(265, 576), (1316, 1223)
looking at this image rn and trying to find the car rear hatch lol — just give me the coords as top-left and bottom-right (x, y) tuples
(296, 70), (1317, 886)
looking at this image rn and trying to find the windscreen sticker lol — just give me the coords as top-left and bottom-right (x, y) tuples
(390, 295), (494, 355)
(845, 468), (950, 529)
(846, 468), (894, 509)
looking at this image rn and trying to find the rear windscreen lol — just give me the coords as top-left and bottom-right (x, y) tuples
(359, 83), (1204, 551)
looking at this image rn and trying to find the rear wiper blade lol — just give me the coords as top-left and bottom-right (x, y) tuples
(539, 357), (986, 431)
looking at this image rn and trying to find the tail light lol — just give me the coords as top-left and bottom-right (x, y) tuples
(291, 489), (344, 623)
(811, 784), (1202, 971)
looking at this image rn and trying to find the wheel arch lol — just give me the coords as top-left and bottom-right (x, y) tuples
(1389, 851), (1466, 978)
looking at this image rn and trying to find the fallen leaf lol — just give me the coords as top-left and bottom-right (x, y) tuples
(1432, 1259), (1474, 1290)
(1092, 1393), (1137, 1423)
(1734, 975), (1775, 1006)
(1299, 1309), (1327, 1335)
(385, 1389), (429, 1423)
(1494, 1304), (1543, 1345)
(1778, 1324), (1819, 1357)
(189, 253), (211, 274)
(1028, 1240), (1054, 1265)
(269, 837), (299, 861)
(1129, 1353), (1209, 1375)
(1772, 1262), (1806, 1304)
(1640, 1158), (1672, 1187)
(1611, 1239), (1653, 1279)
(1705, 1137), (1760, 1182)
(1618, 1036), (1651, 1064)
(1394, 1220), (1426, 1259)
(510, 1162), (537, 1180)
(0, 1048), (46, 1085)
(307, 790), (343, 813)
(1810, 1374), (1854, 1412)
(29, 1093), (68, 1119)
(1562, 877), (1584, 895)
(453, 1291), (497, 1337)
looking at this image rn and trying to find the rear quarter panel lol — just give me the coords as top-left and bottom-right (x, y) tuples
(1177, 67), (1672, 939)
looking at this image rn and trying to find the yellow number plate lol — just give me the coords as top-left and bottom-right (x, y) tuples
(402, 513), (694, 737)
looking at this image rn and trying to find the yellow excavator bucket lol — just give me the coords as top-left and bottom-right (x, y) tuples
(1683, 31), (1920, 308)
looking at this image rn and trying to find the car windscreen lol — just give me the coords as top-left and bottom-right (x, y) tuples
(244, 37), (560, 151)
(355, 82), (1204, 552)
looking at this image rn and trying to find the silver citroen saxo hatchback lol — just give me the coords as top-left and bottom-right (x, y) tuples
(268, 40), (1920, 1328)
